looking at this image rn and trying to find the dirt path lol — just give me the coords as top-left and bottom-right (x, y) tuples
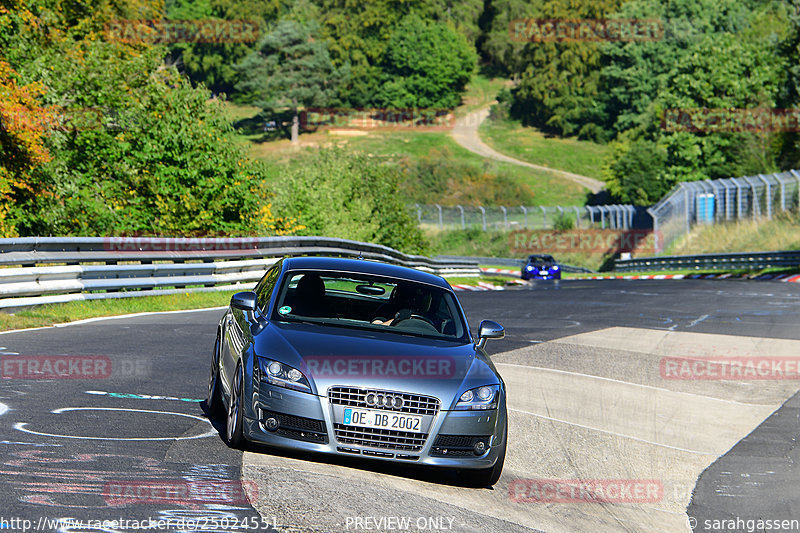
(451, 105), (605, 194)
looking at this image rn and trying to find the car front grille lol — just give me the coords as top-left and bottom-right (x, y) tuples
(333, 423), (428, 451)
(328, 386), (440, 416)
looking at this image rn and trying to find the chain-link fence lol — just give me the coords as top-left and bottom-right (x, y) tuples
(648, 170), (800, 252)
(412, 204), (641, 231)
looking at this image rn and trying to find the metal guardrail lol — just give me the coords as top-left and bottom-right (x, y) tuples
(0, 237), (480, 309)
(436, 255), (595, 274)
(615, 250), (800, 272)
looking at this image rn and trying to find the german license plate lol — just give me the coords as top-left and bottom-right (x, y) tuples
(343, 408), (423, 433)
(539, 270), (549, 275)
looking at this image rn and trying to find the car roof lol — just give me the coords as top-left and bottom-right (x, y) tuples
(282, 256), (451, 289)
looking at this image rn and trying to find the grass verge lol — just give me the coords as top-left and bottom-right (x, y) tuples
(479, 117), (608, 180)
(0, 291), (235, 333)
(666, 212), (800, 255)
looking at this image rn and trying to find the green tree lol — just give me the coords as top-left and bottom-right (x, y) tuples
(377, 15), (476, 109)
(273, 148), (427, 254)
(236, 19), (345, 143)
(164, 0), (284, 95)
(315, 0), (481, 107)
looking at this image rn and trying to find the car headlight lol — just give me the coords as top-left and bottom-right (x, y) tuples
(455, 385), (499, 410)
(552, 266), (559, 270)
(526, 266), (534, 271)
(257, 358), (311, 393)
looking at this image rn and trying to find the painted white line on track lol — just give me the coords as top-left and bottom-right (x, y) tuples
(687, 314), (710, 328)
(14, 407), (216, 441)
(0, 306), (227, 336)
(510, 407), (716, 455)
(495, 362), (771, 406)
(0, 401), (8, 417)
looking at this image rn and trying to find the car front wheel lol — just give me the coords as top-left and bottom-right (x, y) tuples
(225, 364), (246, 448)
(206, 330), (225, 419)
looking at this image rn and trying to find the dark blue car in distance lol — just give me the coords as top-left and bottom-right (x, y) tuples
(521, 254), (561, 280)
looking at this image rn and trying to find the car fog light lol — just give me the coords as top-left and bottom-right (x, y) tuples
(473, 440), (487, 455)
(265, 417), (279, 431)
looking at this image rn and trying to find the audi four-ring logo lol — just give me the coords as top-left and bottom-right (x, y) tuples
(364, 392), (404, 409)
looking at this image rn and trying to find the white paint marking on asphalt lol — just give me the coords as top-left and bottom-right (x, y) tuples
(510, 407), (716, 455)
(14, 407), (216, 441)
(495, 363), (770, 406)
(0, 401), (8, 416)
(687, 314), (710, 328)
(0, 440), (61, 447)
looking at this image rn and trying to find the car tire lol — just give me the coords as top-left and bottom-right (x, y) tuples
(461, 420), (507, 487)
(206, 330), (225, 419)
(225, 364), (246, 449)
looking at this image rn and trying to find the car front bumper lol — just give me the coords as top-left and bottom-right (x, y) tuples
(245, 381), (506, 470)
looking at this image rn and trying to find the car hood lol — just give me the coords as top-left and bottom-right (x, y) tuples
(259, 321), (498, 405)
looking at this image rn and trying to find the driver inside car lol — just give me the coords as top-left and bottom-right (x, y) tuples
(371, 284), (433, 326)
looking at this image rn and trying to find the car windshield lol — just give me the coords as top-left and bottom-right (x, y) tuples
(271, 270), (469, 341)
(528, 255), (555, 263)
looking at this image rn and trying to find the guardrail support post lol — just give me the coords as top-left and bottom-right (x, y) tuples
(500, 206), (508, 230)
(457, 205), (465, 229)
(573, 206), (581, 228)
(478, 206), (486, 231)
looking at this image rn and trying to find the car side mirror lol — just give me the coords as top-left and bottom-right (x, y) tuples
(476, 320), (504, 350)
(231, 291), (257, 312)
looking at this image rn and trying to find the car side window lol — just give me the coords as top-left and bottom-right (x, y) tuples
(255, 265), (281, 314)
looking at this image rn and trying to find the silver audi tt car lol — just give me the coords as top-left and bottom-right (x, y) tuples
(206, 256), (507, 486)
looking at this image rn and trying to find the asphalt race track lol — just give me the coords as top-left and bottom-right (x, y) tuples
(1, 279), (799, 533)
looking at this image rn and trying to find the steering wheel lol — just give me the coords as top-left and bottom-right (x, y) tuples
(393, 314), (437, 330)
